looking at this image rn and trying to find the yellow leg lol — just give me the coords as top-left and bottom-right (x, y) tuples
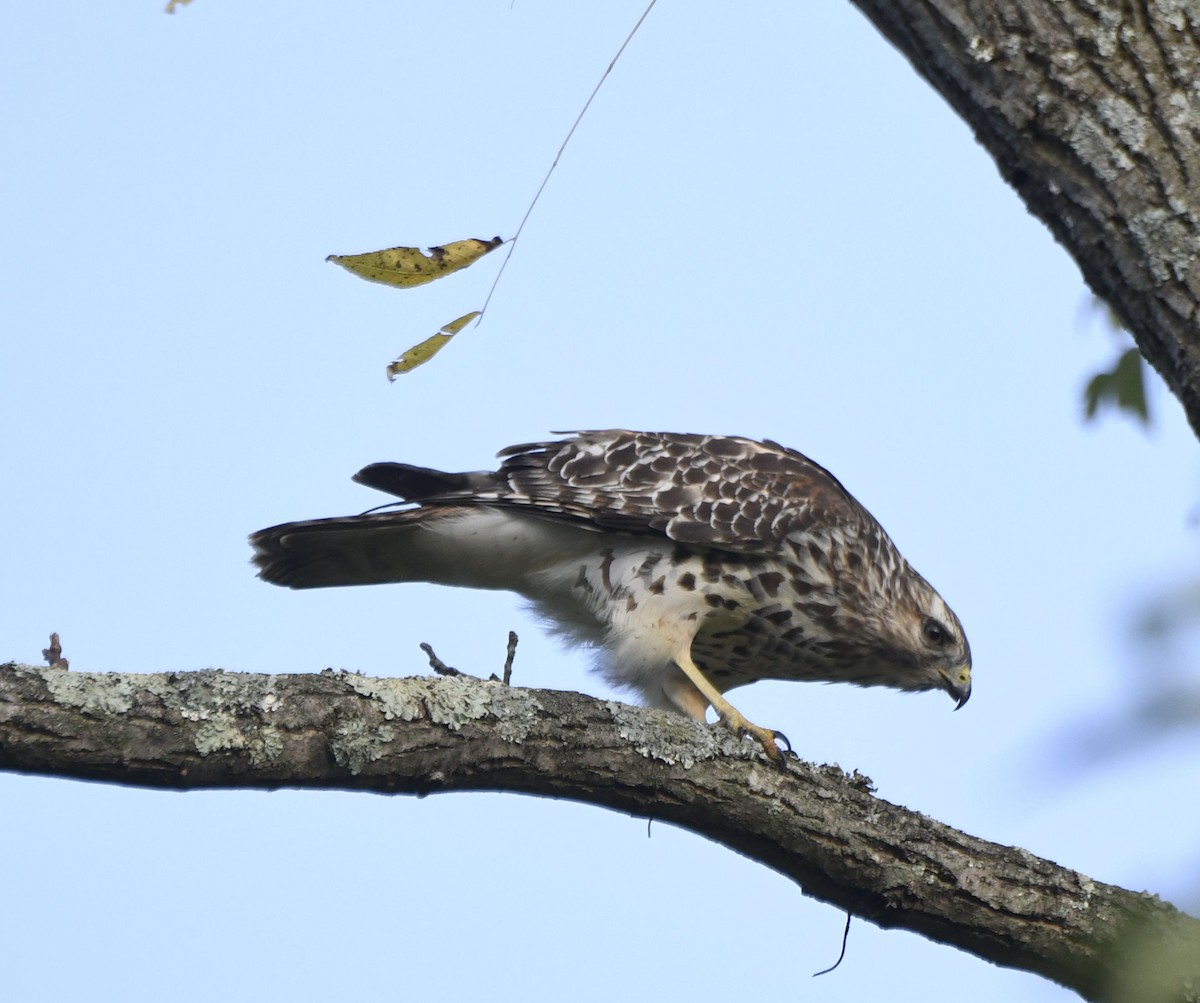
(672, 649), (789, 764)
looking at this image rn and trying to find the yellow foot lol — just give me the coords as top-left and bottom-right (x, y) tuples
(670, 649), (795, 767)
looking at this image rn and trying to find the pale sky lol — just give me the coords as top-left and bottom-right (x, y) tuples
(3, 4), (1199, 1001)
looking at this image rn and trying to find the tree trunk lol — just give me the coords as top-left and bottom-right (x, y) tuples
(848, 0), (1200, 436)
(2, 662), (1197, 1003)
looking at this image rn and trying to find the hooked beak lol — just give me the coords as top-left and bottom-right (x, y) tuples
(939, 664), (972, 710)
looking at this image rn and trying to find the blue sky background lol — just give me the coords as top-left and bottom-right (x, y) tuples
(3, 4), (1199, 1001)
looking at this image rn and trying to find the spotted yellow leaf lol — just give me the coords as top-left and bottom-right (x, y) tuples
(387, 311), (481, 379)
(328, 237), (503, 290)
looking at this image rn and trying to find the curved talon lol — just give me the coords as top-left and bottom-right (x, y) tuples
(755, 729), (790, 769)
(771, 729), (798, 768)
(717, 712), (789, 765)
(754, 728), (788, 767)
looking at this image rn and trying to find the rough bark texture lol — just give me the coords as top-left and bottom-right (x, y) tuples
(848, 0), (1200, 436)
(2, 662), (1197, 1002)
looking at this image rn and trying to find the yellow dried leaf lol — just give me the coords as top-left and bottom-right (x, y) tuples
(387, 311), (481, 379)
(328, 237), (503, 290)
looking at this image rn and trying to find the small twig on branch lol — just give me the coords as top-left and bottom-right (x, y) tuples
(41, 633), (68, 670)
(502, 631), (518, 686)
(419, 642), (460, 677)
(422, 634), (519, 683)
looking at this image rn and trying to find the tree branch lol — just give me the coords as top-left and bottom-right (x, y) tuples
(2, 662), (1197, 1002)
(848, 0), (1200, 436)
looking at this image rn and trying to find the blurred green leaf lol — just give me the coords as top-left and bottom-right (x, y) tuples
(1084, 347), (1149, 425)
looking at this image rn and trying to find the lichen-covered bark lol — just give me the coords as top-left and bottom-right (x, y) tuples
(1, 662), (1197, 1002)
(848, 0), (1200, 436)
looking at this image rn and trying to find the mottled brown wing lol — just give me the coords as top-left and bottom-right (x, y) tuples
(480, 430), (877, 552)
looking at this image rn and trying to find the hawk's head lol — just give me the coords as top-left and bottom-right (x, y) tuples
(883, 569), (972, 708)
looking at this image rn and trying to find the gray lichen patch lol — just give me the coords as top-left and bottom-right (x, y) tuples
(967, 35), (995, 64)
(1093, 5), (1122, 59)
(1156, 0), (1200, 32)
(32, 665), (289, 765)
(168, 669), (284, 719)
(43, 669), (136, 716)
(1068, 112), (1135, 182)
(189, 715), (284, 766)
(343, 673), (427, 723)
(1129, 208), (1200, 283)
(343, 673), (543, 742)
(1166, 89), (1200, 133)
(330, 718), (395, 775)
(1096, 94), (1147, 155)
(416, 676), (497, 728)
(606, 701), (732, 768)
(192, 716), (244, 756)
(247, 724), (284, 766)
(153, 670), (287, 762)
(484, 684), (543, 744)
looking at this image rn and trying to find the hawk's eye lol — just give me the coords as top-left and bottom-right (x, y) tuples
(922, 618), (951, 646)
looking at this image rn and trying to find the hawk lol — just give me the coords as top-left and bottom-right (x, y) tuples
(252, 430), (972, 760)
